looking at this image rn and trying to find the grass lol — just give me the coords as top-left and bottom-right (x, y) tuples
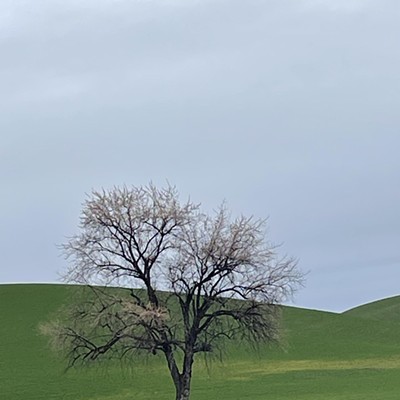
(1, 284), (400, 399)
(343, 295), (400, 322)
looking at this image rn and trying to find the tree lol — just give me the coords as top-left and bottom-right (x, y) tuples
(42, 184), (303, 400)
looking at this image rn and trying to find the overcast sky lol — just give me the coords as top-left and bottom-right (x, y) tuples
(1, 0), (399, 312)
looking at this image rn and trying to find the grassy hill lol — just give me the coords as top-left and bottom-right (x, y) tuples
(1, 284), (400, 400)
(343, 295), (400, 322)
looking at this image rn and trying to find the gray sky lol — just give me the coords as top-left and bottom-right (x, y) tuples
(1, 0), (399, 312)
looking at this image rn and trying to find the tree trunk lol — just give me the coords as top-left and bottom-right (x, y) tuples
(165, 335), (195, 400)
(166, 345), (194, 400)
(175, 371), (192, 400)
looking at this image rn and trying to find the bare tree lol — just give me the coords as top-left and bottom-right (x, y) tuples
(42, 184), (303, 400)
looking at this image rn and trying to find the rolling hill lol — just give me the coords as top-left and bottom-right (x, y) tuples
(1, 284), (400, 400)
(343, 295), (400, 322)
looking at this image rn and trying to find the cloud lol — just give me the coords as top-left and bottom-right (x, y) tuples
(302, 0), (372, 13)
(0, 0), (399, 310)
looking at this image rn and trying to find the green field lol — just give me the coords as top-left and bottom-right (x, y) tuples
(1, 284), (400, 399)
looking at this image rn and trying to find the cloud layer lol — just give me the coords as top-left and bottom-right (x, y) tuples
(1, 0), (399, 311)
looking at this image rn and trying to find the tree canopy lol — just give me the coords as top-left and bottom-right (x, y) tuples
(42, 184), (303, 400)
